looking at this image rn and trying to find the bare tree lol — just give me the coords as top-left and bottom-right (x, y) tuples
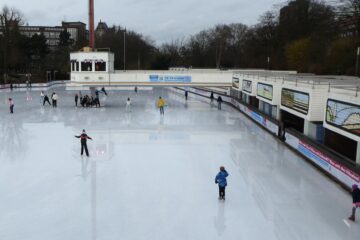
(0, 6), (24, 83)
(337, 0), (360, 37)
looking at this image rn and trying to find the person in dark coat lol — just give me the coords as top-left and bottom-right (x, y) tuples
(8, 98), (14, 114)
(215, 166), (229, 200)
(185, 91), (188, 101)
(43, 94), (51, 106)
(217, 96), (223, 110)
(101, 87), (108, 96)
(349, 184), (360, 221)
(94, 96), (100, 108)
(210, 92), (214, 102)
(75, 129), (93, 157)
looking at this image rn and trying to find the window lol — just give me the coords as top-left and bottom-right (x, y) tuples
(81, 61), (92, 71)
(95, 62), (106, 71)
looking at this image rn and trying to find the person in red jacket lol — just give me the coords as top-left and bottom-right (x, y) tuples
(75, 129), (93, 157)
(349, 184), (360, 221)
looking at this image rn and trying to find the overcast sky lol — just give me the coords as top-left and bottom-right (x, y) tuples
(1, 0), (285, 45)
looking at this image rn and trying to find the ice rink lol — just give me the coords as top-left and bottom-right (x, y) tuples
(0, 87), (359, 240)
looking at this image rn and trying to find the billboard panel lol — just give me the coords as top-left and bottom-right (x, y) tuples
(232, 77), (240, 88)
(281, 88), (309, 114)
(257, 83), (273, 101)
(242, 80), (252, 93)
(326, 99), (360, 136)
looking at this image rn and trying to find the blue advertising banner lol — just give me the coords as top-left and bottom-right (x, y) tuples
(149, 75), (192, 83)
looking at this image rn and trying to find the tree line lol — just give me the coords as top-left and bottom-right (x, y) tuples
(0, 0), (359, 84)
(152, 0), (360, 75)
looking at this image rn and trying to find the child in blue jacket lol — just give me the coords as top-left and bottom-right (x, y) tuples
(215, 166), (229, 200)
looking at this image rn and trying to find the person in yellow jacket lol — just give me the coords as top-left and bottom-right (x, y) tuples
(157, 96), (166, 115)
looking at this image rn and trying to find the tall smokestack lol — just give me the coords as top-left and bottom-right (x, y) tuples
(89, 0), (95, 50)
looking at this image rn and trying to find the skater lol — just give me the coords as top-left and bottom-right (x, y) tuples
(101, 86), (108, 96)
(52, 92), (58, 108)
(94, 96), (100, 108)
(126, 97), (131, 112)
(210, 92), (214, 103)
(40, 91), (45, 104)
(75, 93), (79, 107)
(185, 91), (188, 101)
(215, 166), (229, 200)
(348, 184), (360, 221)
(8, 98), (14, 114)
(43, 94), (51, 106)
(217, 96), (223, 110)
(10, 83), (13, 91)
(75, 129), (93, 157)
(134, 86), (138, 93)
(157, 96), (165, 115)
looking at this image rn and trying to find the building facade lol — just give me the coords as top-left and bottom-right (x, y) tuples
(18, 21), (87, 50)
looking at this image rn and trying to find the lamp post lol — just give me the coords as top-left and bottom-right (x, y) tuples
(356, 46), (360, 77)
(123, 28), (126, 72)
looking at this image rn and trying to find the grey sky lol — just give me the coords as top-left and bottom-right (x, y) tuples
(1, 0), (285, 45)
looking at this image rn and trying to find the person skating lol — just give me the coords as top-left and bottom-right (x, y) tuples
(52, 92), (58, 108)
(215, 166), (229, 200)
(40, 91), (45, 104)
(75, 93), (79, 107)
(210, 92), (214, 103)
(348, 184), (360, 221)
(101, 86), (108, 96)
(157, 96), (165, 115)
(43, 94), (51, 106)
(51, 92), (55, 106)
(126, 97), (131, 112)
(134, 86), (138, 93)
(185, 91), (188, 101)
(217, 96), (223, 110)
(75, 129), (93, 157)
(94, 96), (100, 108)
(8, 98), (14, 114)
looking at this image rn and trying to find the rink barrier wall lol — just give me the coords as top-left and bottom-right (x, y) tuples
(0, 80), (69, 90)
(172, 87), (360, 190)
(173, 87), (280, 135)
(285, 130), (360, 188)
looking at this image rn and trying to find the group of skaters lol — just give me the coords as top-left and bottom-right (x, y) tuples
(75, 92), (100, 108)
(40, 91), (58, 107)
(75, 87), (108, 108)
(210, 92), (223, 110)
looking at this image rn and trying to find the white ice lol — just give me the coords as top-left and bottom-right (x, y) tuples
(0, 87), (359, 240)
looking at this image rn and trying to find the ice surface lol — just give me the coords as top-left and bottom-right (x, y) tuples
(0, 87), (359, 240)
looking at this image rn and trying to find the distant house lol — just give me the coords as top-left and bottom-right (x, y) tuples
(96, 20), (108, 38)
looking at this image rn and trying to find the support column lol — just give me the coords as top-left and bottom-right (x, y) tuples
(276, 105), (281, 120)
(258, 100), (263, 112)
(303, 120), (311, 137)
(356, 142), (360, 164)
